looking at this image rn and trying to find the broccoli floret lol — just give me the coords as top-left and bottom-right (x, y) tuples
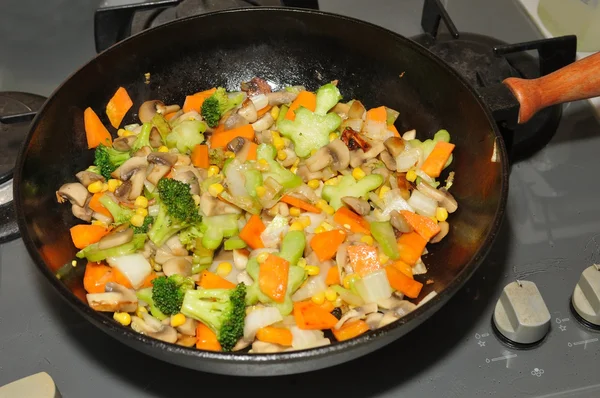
(257, 144), (302, 190)
(179, 224), (203, 251)
(136, 287), (168, 321)
(76, 234), (147, 262)
(209, 148), (226, 169)
(322, 173), (384, 210)
(93, 144), (131, 179)
(165, 120), (206, 154)
(131, 122), (153, 153)
(132, 215), (153, 234)
(180, 284), (246, 351)
(98, 194), (135, 225)
(201, 87), (244, 127)
(151, 274), (196, 316)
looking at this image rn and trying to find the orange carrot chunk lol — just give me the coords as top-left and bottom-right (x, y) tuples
(83, 262), (114, 293)
(388, 124), (400, 137)
(88, 192), (112, 218)
(420, 141), (455, 178)
(293, 301), (339, 330)
(105, 86), (133, 128)
(210, 124), (255, 149)
(196, 323), (222, 351)
(280, 195), (322, 214)
(239, 215), (266, 249)
(257, 104), (273, 117)
(259, 254), (290, 303)
(399, 210), (441, 241)
(183, 88), (217, 113)
(391, 260), (413, 279)
(256, 326), (293, 346)
(365, 106), (387, 122)
(69, 224), (110, 249)
(325, 266), (341, 286)
(385, 264), (423, 298)
(396, 231), (427, 266)
(285, 91), (317, 120)
(333, 207), (370, 235)
(198, 270), (235, 289)
(191, 144), (210, 169)
(309, 229), (347, 262)
(246, 142), (258, 161)
(332, 319), (370, 342)
(84, 107), (112, 149)
(347, 245), (381, 277)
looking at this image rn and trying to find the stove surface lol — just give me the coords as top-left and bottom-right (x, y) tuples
(2, 0), (600, 397)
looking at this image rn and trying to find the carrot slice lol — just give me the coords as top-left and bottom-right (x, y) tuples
(396, 231), (427, 266)
(84, 107), (112, 149)
(191, 144), (209, 169)
(293, 301), (339, 330)
(69, 224), (110, 249)
(112, 267), (134, 289)
(333, 207), (370, 235)
(280, 195), (321, 214)
(239, 214), (266, 249)
(196, 323), (222, 351)
(332, 319), (370, 342)
(164, 111), (178, 121)
(420, 141), (455, 178)
(309, 229), (347, 262)
(105, 86), (133, 129)
(347, 245), (381, 277)
(210, 124), (255, 149)
(391, 260), (413, 279)
(388, 124), (400, 137)
(198, 270), (235, 289)
(399, 210), (441, 241)
(385, 264), (423, 298)
(183, 88), (217, 113)
(259, 254), (289, 303)
(365, 106), (387, 123)
(246, 142), (258, 161)
(83, 262), (114, 293)
(285, 91), (317, 120)
(257, 104), (273, 117)
(88, 192), (112, 218)
(325, 266), (340, 286)
(319, 300), (335, 313)
(256, 326), (293, 346)
(140, 272), (158, 288)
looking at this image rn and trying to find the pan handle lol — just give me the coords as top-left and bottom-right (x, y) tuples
(503, 52), (600, 124)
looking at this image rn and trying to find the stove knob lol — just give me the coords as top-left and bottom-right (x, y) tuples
(493, 280), (551, 346)
(572, 264), (600, 326)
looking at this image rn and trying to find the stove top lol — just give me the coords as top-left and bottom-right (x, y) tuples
(1, 0), (600, 397)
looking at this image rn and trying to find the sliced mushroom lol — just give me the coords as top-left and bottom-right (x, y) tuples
(365, 312), (384, 330)
(199, 192), (242, 217)
(390, 210), (413, 233)
(176, 317), (197, 336)
(227, 137), (253, 162)
(114, 180), (131, 200)
(149, 127), (163, 148)
(72, 204), (93, 222)
(176, 335), (197, 347)
(241, 77), (272, 96)
(224, 113), (250, 131)
(334, 302), (378, 330)
(158, 104), (180, 115)
(171, 170), (200, 195)
(128, 171), (147, 200)
(147, 152), (177, 186)
(372, 167), (391, 181)
(251, 112), (274, 132)
(383, 136), (406, 157)
(133, 146), (152, 158)
(417, 181), (458, 213)
(98, 228), (134, 250)
(296, 165), (323, 182)
(165, 235), (188, 257)
(233, 338), (252, 351)
(430, 221), (449, 243)
(138, 100), (163, 123)
(112, 135), (137, 152)
(265, 90), (298, 106)
(280, 148), (297, 167)
(341, 197), (370, 215)
(331, 102), (350, 119)
(349, 141), (385, 168)
(380, 151), (397, 171)
(131, 314), (178, 344)
(348, 100), (366, 119)
(255, 130), (273, 145)
(56, 182), (90, 207)
(162, 257), (192, 277)
(86, 282), (138, 313)
(113, 157), (149, 200)
(75, 171), (105, 188)
(305, 139), (350, 172)
(238, 99), (257, 123)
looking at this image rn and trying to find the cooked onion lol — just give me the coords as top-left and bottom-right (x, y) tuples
(407, 190), (437, 217)
(250, 93), (269, 111)
(243, 307), (283, 341)
(395, 147), (422, 172)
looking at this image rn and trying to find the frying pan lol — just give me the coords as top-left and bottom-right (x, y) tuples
(13, 7), (600, 376)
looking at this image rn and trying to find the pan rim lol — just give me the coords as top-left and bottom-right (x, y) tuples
(13, 6), (509, 368)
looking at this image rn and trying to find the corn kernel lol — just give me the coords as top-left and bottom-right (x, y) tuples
(289, 207), (302, 217)
(430, 216), (439, 224)
(305, 265), (320, 276)
(297, 258), (307, 268)
(289, 222), (304, 231)
(325, 177), (339, 186)
(170, 313), (186, 328)
(325, 288), (338, 302)
(207, 165), (220, 177)
(343, 274), (359, 289)
(101, 183), (109, 192)
(134, 196), (148, 208)
(122, 130), (134, 137)
(310, 149), (318, 156)
(117, 128), (126, 137)
(255, 185), (267, 197)
(329, 133), (338, 142)
(360, 235), (374, 245)
(323, 204), (335, 215)
(91, 220), (108, 228)
(298, 216), (311, 227)
(107, 179), (121, 192)
(258, 158), (270, 167)
(256, 252), (269, 264)
(320, 222), (334, 231)
(136, 306), (148, 318)
(208, 183), (224, 197)
(277, 150), (288, 161)
(307, 179), (320, 189)
(273, 137), (285, 150)
(224, 151), (235, 159)
(378, 185), (391, 199)
(352, 167), (366, 180)
(334, 296), (343, 307)
(192, 194), (201, 206)
(290, 165), (298, 174)
(216, 262), (233, 278)
(158, 145), (169, 153)
(436, 207), (448, 222)
(314, 226), (326, 234)
(87, 181), (103, 193)
(130, 214), (145, 227)
(379, 253), (390, 265)
(135, 207), (148, 217)
(406, 169), (417, 182)
(113, 312), (131, 326)
(311, 292), (326, 305)
(270, 106), (280, 120)
(316, 199), (328, 209)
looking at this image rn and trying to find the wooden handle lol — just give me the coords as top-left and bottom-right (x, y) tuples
(503, 52), (600, 124)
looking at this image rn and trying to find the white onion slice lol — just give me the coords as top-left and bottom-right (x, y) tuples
(407, 190), (438, 217)
(243, 307), (283, 341)
(354, 269), (392, 304)
(291, 262), (331, 302)
(250, 93), (269, 111)
(107, 253), (152, 289)
(395, 147), (422, 172)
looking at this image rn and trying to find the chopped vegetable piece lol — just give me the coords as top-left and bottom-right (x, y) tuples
(293, 301), (339, 330)
(70, 224), (110, 249)
(88, 192), (112, 218)
(210, 124), (255, 149)
(223, 236), (247, 250)
(239, 214), (266, 249)
(365, 106), (387, 123)
(322, 174), (383, 210)
(93, 144), (130, 180)
(420, 141), (455, 178)
(84, 107), (112, 149)
(280, 195), (321, 214)
(191, 144), (209, 168)
(333, 206), (370, 235)
(257, 144), (302, 189)
(314, 83), (342, 115)
(385, 264), (423, 298)
(347, 245), (381, 277)
(278, 230), (306, 266)
(399, 210), (441, 241)
(246, 142), (258, 161)
(76, 234), (146, 262)
(278, 107), (342, 158)
(150, 274), (195, 315)
(105, 86), (133, 128)
(182, 88), (216, 113)
(310, 229), (347, 262)
(256, 326), (293, 346)
(257, 104), (273, 117)
(332, 319), (370, 341)
(196, 322), (222, 351)
(284, 90), (316, 120)
(201, 88), (244, 128)
(198, 270), (236, 289)
(259, 254), (290, 303)
(325, 266), (340, 286)
(388, 124), (400, 137)
(396, 231), (427, 266)
(391, 260), (413, 278)
(370, 221), (400, 260)
(165, 119), (206, 154)
(83, 262), (114, 293)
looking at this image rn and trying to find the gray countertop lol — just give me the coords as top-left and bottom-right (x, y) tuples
(2, 0), (600, 397)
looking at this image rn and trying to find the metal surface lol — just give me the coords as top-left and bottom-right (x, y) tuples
(1, 0), (600, 396)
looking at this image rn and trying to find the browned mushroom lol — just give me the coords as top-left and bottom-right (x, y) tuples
(112, 135), (137, 151)
(114, 180), (131, 200)
(72, 204), (93, 222)
(133, 146), (152, 158)
(384, 136), (406, 157)
(86, 282), (138, 313)
(396, 172), (414, 200)
(348, 100), (366, 119)
(75, 171), (105, 188)
(430, 221), (449, 243)
(138, 100), (180, 123)
(149, 127), (163, 148)
(380, 150), (397, 171)
(176, 317), (197, 336)
(417, 180), (458, 213)
(251, 112), (274, 132)
(146, 152), (178, 186)
(349, 141), (385, 168)
(56, 182), (89, 207)
(112, 157), (148, 199)
(305, 139), (350, 172)
(390, 210), (413, 233)
(227, 137), (253, 162)
(296, 165), (324, 182)
(97, 228), (134, 250)
(176, 335), (197, 347)
(341, 197), (370, 215)
(224, 113), (250, 131)
(131, 313), (178, 344)
(162, 257), (192, 277)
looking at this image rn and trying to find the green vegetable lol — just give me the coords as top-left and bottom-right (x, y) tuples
(98, 194), (134, 225)
(150, 274), (195, 316)
(385, 107), (400, 126)
(132, 215), (153, 234)
(434, 129), (451, 143)
(257, 144), (302, 189)
(151, 113), (171, 141)
(136, 287), (168, 321)
(277, 104), (289, 125)
(278, 230), (305, 266)
(314, 83), (342, 115)
(219, 191), (261, 216)
(93, 144), (130, 180)
(199, 214), (240, 250)
(277, 107), (342, 158)
(209, 147), (227, 169)
(244, 169), (263, 197)
(192, 240), (214, 270)
(76, 234), (146, 262)
(201, 87), (245, 128)
(165, 120), (206, 154)
(410, 129), (453, 170)
(181, 284), (247, 351)
(178, 225), (203, 251)
(322, 174), (384, 210)
(224, 236), (247, 250)
(370, 221), (400, 260)
(200, 175), (224, 195)
(131, 122), (153, 153)
(284, 85), (305, 95)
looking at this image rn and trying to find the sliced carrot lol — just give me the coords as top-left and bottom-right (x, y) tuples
(105, 86), (133, 129)
(164, 111), (178, 121)
(391, 260), (413, 279)
(183, 88), (217, 113)
(246, 142), (258, 161)
(347, 245), (381, 277)
(319, 300), (335, 313)
(385, 264), (423, 298)
(388, 124), (400, 137)
(396, 231), (427, 266)
(196, 322), (222, 351)
(399, 210), (441, 241)
(239, 214), (266, 249)
(88, 192), (112, 218)
(420, 141), (455, 178)
(293, 301), (339, 330)
(325, 266), (340, 286)
(140, 272), (158, 288)
(331, 319), (370, 342)
(84, 107), (112, 149)
(280, 195), (321, 214)
(210, 124), (255, 149)
(83, 262), (114, 293)
(365, 106), (387, 123)
(198, 270), (235, 289)
(112, 267), (133, 289)
(256, 326), (293, 346)
(257, 104), (273, 117)
(285, 91), (317, 120)
(259, 254), (289, 303)
(333, 207), (370, 235)
(191, 144), (209, 169)
(69, 224), (110, 249)
(309, 229), (347, 262)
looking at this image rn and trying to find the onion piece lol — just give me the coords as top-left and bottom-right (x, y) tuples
(260, 215), (290, 248)
(250, 93), (269, 111)
(290, 327), (330, 350)
(341, 118), (364, 132)
(381, 189), (415, 218)
(362, 120), (393, 142)
(106, 253), (152, 289)
(407, 190), (438, 217)
(291, 262), (331, 302)
(395, 147), (422, 172)
(402, 129), (416, 140)
(354, 269), (392, 304)
(243, 306), (283, 341)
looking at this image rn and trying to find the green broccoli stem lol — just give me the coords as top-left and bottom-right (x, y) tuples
(97, 194), (134, 224)
(257, 144), (302, 190)
(76, 234), (147, 262)
(136, 288), (168, 321)
(131, 122), (153, 153)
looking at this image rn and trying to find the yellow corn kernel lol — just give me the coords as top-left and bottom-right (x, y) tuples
(136, 306), (148, 318)
(325, 288), (338, 302)
(207, 165), (220, 177)
(430, 216), (439, 224)
(320, 222), (334, 231)
(122, 130), (134, 137)
(406, 169), (417, 182)
(360, 235), (374, 245)
(101, 183), (109, 192)
(258, 158), (270, 167)
(343, 274), (359, 290)
(289, 207), (301, 217)
(314, 226), (326, 234)
(324, 177), (339, 186)
(255, 185), (267, 198)
(107, 179), (121, 192)
(307, 179), (320, 189)
(134, 196), (148, 208)
(289, 222), (304, 231)
(298, 216), (311, 228)
(323, 204), (335, 216)
(192, 194), (201, 206)
(216, 262), (233, 278)
(297, 258), (307, 268)
(208, 183), (224, 197)
(130, 214), (145, 227)
(271, 131), (281, 139)
(273, 136), (285, 150)
(378, 185), (391, 199)
(316, 199), (328, 209)
(117, 128), (126, 137)
(158, 145), (169, 153)
(305, 265), (320, 276)
(270, 106), (280, 120)
(87, 181), (103, 193)
(277, 150), (287, 161)
(311, 292), (326, 305)
(436, 207), (448, 222)
(135, 207), (148, 217)
(256, 252), (269, 264)
(224, 151), (235, 159)
(379, 253), (390, 265)
(91, 220), (108, 228)
(113, 312), (131, 326)
(352, 167), (366, 180)
(170, 313), (186, 328)
(290, 165), (298, 174)
(329, 133), (338, 142)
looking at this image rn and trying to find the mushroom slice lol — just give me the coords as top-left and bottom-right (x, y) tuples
(138, 100), (164, 123)
(349, 141), (386, 168)
(430, 221), (449, 243)
(384, 136), (406, 157)
(334, 302), (378, 329)
(332, 102), (350, 119)
(305, 139), (350, 172)
(396, 172), (414, 200)
(98, 228), (134, 250)
(86, 282), (138, 313)
(72, 204), (93, 222)
(75, 171), (105, 188)
(165, 235), (189, 257)
(233, 338), (252, 351)
(417, 181), (458, 213)
(227, 137), (253, 162)
(238, 98), (258, 123)
(112, 135), (137, 152)
(147, 152), (177, 185)
(380, 150), (397, 171)
(56, 182), (89, 207)
(348, 100), (366, 119)
(251, 112), (274, 132)
(296, 165), (323, 182)
(199, 192), (241, 216)
(146, 164), (172, 186)
(113, 156), (148, 180)
(176, 335), (197, 347)
(241, 77), (272, 96)
(131, 314), (178, 344)
(149, 127), (163, 148)
(114, 180), (131, 200)
(341, 197), (370, 215)
(176, 317), (197, 336)
(265, 90), (298, 106)
(128, 171), (147, 200)
(224, 113), (249, 131)
(162, 257), (192, 277)
(250, 341), (286, 353)
(390, 210), (413, 233)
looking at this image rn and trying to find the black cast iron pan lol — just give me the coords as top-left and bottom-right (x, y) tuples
(12, 7), (600, 376)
